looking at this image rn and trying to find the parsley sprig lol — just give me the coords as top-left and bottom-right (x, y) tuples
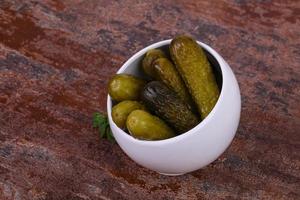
(92, 112), (115, 142)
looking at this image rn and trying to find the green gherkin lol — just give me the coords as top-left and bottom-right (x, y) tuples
(141, 81), (199, 134)
(153, 57), (194, 107)
(112, 100), (145, 129)
(108, 74), (146, 102)
(170, 35), (220, 119)
(142, 49), (166, 77)
(126, 110), (175, 140)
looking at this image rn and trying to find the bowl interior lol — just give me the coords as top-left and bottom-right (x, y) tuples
(205, 49), (223, 90)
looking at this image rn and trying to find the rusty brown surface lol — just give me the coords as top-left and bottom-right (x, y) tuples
(0, 0), (299, 199)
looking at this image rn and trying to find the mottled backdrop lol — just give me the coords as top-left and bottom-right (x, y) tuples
(0, 0), (299, 199)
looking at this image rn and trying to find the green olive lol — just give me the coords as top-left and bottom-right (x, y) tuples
(142, 49), (166, 77)
(112, 101), (145, 129)
(126, 110), (175, 140)
(108, 74), (146, 102)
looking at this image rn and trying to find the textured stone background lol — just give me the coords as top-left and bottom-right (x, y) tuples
(0, 0), (299, 199)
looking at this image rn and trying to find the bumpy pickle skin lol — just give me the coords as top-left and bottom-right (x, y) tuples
(142, 49), (166, 77)
(112, 100), (145, 129)
(126, 110), (175, 141)
(153, 58), (194, 107)
(170, 35), (220, 119)
(141, 81), (199, 134)
(108, 74), (146, 102)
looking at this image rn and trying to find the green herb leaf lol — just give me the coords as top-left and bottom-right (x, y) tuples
(105, 127), (113, 142)
(92, 112), (115, 142)
(92, 113), (100, 128)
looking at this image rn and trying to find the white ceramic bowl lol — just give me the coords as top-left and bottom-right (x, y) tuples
(107, 39), (241, 176)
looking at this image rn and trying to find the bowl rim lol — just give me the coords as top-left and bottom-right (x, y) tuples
(107, 39), (227, 146)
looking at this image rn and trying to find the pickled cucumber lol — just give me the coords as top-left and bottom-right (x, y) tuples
(126, 110), (175, 140)
(108, 74), (146, 102)
(142, 49), (166, 77)
(170, 35), (220, 119)
(142, 81), (199, 133)
(112, 100), (145, 129)
(153, 57), (194, 106)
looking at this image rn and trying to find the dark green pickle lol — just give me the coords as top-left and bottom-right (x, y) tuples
(142, 81), (199, 134)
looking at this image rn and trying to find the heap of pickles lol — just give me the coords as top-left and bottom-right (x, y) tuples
(108, 35), (220, 141)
